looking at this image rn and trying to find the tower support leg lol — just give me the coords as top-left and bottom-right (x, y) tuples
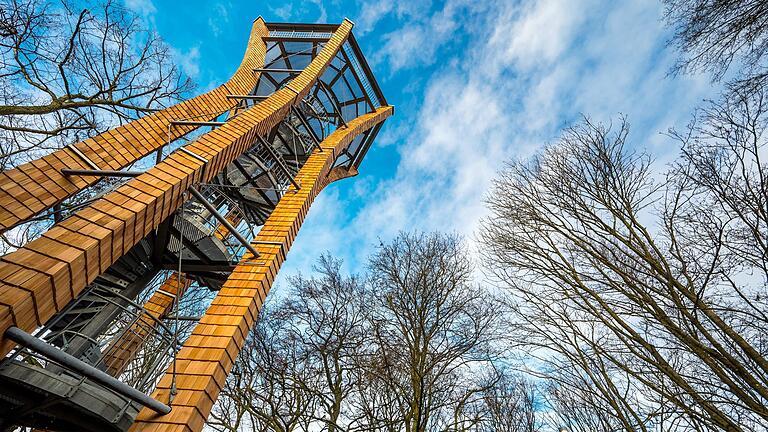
(130, 106), (392, 432)
(101, 272), (192, 377)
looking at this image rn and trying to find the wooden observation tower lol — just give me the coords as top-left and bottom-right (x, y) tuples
(0, 17), (391, 432)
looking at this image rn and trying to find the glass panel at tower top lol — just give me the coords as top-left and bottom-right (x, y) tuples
(249, 21), (387, 173)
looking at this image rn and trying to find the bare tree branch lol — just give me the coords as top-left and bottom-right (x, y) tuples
(481, 103), (768, 431)
(0, 0), (193, 169)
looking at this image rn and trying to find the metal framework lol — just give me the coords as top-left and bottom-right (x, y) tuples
(0, 17), (392, 432)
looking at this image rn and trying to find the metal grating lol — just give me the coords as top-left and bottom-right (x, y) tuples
(268, 30), (333, 39)
(341, 43), (381, 107)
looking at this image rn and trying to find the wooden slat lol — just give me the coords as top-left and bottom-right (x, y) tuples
(0, 17), (392, 432)
(0, 19), (360, 361)
(101, 273), (192, 377)
(0, 18), (271, 233)
(131, 104), (393, 432)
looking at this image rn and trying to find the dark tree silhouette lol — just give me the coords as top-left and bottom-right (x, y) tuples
(0, 0), (192, 168)
(367, 232), (501, 432)
(481, 92), (768, 430)
(664, 0), (768, 91)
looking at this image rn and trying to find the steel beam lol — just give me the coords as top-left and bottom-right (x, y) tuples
(347, 32), (388, 105)
(263, 36), (330, 43)
(61, 169), (143, 178)
(351, 121), (383, 169)
(264, 21), (340, 33)
(178, 147), (209, 164)
(66, 145), (100, 170)
(257, 135), (302, 190)
(318, 81), (348, 128)
(339, 48), (375, 110)
(161, 263), (238, 272)
(291, 106), (322, 147)
(4, 326), (172, 415)
(187, 187), (261, 259)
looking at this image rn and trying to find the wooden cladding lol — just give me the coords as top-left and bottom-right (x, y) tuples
(0, 18), (270, 233)
(102, 272), (191, 377)
(130, 105), (393, 432)
(0, 19), (355, 357)
(0, 17), (394, 432)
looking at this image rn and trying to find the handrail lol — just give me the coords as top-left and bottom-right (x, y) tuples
(5, 326), (172, 415)
(0, 18), (271, 233)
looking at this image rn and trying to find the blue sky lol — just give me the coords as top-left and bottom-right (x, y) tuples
(128, 0), (721, 290)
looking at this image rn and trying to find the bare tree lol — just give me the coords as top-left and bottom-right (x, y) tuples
(208, 306), (317, 432)
(663, 0), (768, 92)
(478, 372), (539, 432)
(0, 0), (192, 168)
(540, 350), (661, 432)
(367, 232), (501, 432)
(481, 99), (768, 431)
(210, 241), (522, 432)
(502, 293), (659, 431)
(544, 380), (631, 432)
(348, 358), (404, 432)
(279, 255), (369, 432)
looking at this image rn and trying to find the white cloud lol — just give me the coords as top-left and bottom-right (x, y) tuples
(356, 2), (394, 34)
(492, 0), (586, 70)
(207, 2), (231, 37)
(172, 45), (201, 78)
(124, 0), (156, 18)
(370, 0), (477, 73)
(376, 27), (428, 72)
(276, 0), (724, 282)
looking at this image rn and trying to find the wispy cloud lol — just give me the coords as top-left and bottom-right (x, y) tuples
(307, 0), (328, 23)
(171, 45), (201, 79)
(207, 2), (231, 38)
(266, 1), (327, 24)
(356, 2), (393, 34)
(369, 0), (477, 73)
(271, 4), (293, 20)
(122, 0), (203, 84)
(279, 0), (720, 283)
(493, 0), (585, 70)
(124, 0), (157, 19)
